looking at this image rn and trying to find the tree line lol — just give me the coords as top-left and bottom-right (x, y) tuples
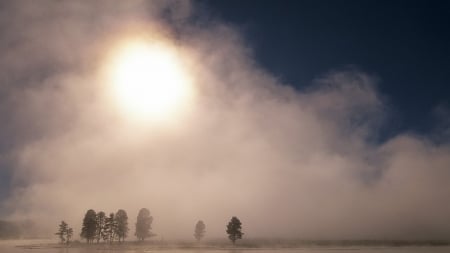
(56, 208), (243, 245)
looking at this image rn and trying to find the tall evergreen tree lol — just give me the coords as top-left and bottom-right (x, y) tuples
(81, 209), (97, 243)
(101, 219), (110, 242)
(194, 220), (206, 242)
(67, 227), (73, 244)
(226, 216), (243, 244)
(135, 208), (153, 241)
(55, 221), (68, 244)
(104, 212), (118, 244)
(115, 209), (129, 242)
(95, 211), (107, 243)
(55, 221), (74, 244)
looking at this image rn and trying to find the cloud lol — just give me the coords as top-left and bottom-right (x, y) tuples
(1, 0), (450, 240)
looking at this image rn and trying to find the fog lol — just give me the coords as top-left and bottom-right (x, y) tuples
(1, 0), (450, 240)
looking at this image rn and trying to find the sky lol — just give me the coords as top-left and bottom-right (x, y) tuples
(0, 0), (450, 240)
(201, 0), (450, 137)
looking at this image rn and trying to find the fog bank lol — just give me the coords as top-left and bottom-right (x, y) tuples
(0, 0), (450, 240)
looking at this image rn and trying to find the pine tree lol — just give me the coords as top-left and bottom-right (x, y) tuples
(115, 209), (129, 242)
(103, 214), (110, 243)
(55, 221), (74, 244)
(135, 208), (153, 241)
(105, 212), (118, 244)
(226, 216), (243, 244)
(81, 209), (97, 243)
(55, 221), (68, 243)
(95, 211), (106, 243)
(194, 220), (206, 242)
(67, 227), (73, 244)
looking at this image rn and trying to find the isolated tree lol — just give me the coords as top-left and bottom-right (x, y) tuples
(55, 221), (68, 243)
(226, 216), (243, 244)
(55, 221), (74, 244)
(194, 220), (206, 242)
(104, 213), (118, 244)
(95, 211), (107, 243)
(115, 209), (129, 242)
(135, 208), (153, 241)
(81, 209), (97, 243)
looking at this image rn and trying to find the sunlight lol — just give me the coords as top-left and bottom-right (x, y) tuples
(107, 39), (193, 122)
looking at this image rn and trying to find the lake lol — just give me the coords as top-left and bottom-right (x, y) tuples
(2, 240), (450, 253)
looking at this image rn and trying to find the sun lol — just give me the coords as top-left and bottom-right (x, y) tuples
(107, 39), (193, 122)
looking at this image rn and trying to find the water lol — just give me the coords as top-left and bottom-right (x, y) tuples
(2, 240), (450, 253)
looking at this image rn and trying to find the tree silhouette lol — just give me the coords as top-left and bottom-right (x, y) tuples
(194, 220), (206, 242)
(95, 211), (106, 243)
(115, 209), (129, 242)
(135, 208), (153, 241)
(67, 227), (73, 243)
(104, 212), (118, 244)
(55, 221), (73, 244)
(55, 221), (68, 243)
(226, 216), (243, 244)
(81, 209), (97, 243)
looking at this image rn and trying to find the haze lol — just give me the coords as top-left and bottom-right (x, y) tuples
(0, 0), (450, 241)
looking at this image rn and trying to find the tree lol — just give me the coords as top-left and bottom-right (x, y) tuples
(135, 208), (153, 241)
(81, 209), (97, 243)
(55, 221), (74, 244)
(226, 216), (243, 244)
(104, 213), (118, 244)
(115, 209), (129, 242)
(55, 221), (68, 244)
(194, 220), (206, 242)
(67, 227), (73, 244)
(95, 211), (106, 243)
(101, 216), (111, 242)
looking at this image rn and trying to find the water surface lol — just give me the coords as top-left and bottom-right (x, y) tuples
(2, 240), (450, 253)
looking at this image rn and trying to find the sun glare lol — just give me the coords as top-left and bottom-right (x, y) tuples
(107, 39), (193, 122)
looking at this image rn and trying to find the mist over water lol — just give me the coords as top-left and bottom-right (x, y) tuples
(2, 240), (450, 253)
(1, 0), (450, 240)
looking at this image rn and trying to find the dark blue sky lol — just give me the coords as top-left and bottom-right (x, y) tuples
(199, 0), (450, 137)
